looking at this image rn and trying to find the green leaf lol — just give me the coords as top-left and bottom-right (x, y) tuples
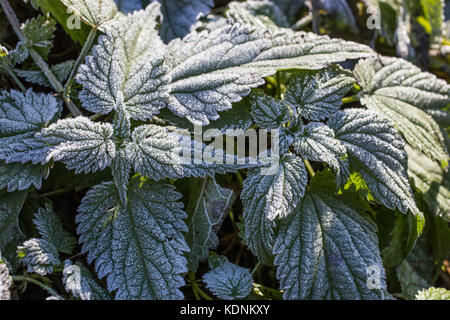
(0, 89), (62, 165)
(76, 5), (170, 120)
(33, 204), (76, 254)
(250, 90), (291, 129)
(167, 24), (374, 125)
(273, 190), (387, 300)
(275, 0), (306, 23)
(63, 260), (111, 300)
(416, 287), (450, 300)
(77, 179), (189, 299)
(17, 238), (60, 276)
(0, 161), (50, 192)
(242, 153), (308, 264)
(329, 109), (420, 216)
(40, 117), (116, 174)
(15, 60), (75, 87)
(202, 255), (253, 300)
(159, 0), (214, 43)
(0, 191), (27, 253)
(284, 68), (355, 121)
(61, 0), (118, 28)
(21, 15), (56, 58)
(355, 56), (450, 165)
(186, 178), (236, 271)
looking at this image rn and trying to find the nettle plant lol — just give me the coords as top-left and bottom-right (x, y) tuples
(0, 0), (449, 300)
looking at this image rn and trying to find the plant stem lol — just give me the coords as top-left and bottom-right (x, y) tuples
(38, 189), (70, 198)
(0, 0), (82, 117)
(276, 72), (282, 99)
(251, 261), (262, 275)
(342, 95), (360, 105)
(64, 27), (97, 103)
(188, 272), (212, 300)
(304, 159), (315, 177)
(12, 275), (63, 299)
(1, 64), (26, 92)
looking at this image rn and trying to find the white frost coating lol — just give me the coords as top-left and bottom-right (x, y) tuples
(415, 287), (450, 300)
(76, 180), (189, 300)
(250, 90), (291, 129)
(0, 89), (62, 165)
(76, 5), (171, 120)
(33, 204), (76, 254)
(159, 0), (214, 42)
(293, 122), (349, 187)
(329, 109), (420, 216)
(0, 161), (49, 192)
(167, 24), (373, 125)
(17, 238), (60, 276)
(202, 258), (253, 300)
(355, 56), (449, 163)
(241, 153), (307, 264)
(39, 117), (116, 174)
(61, 0), (118, 27)
(0, 252), (11, 300)
(284, 68), (355, 121)
(273, 191), (387, 300)
(63, 260), (110, 300)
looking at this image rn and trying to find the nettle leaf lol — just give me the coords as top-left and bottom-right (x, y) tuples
(21, 15), (56, 58)
(61, 0), (118, 28)
(329, 109), (420, 216)
(77, 179), (189, 299)
(416, 287), (450, 300)
(284, 68), (355, 121)
(242, 153), (307, 264)
(113, 0), (143, 13)
(273, 190), (387, 300)
(0, 252), (12, 300)
(250, 90), (291, 129)
(158, 0), (214, 43)
(167, 24), (373, 125)
(293, 122), (349, 187)
(355, 56), (450, 164)
(203, 256), (253, 300)
(0, 89), (62, 165)
(40, 117), (115, 174)
(17, 238), (60, 276)
(275, 0), (306, 24)
(76, 4), (170, 120)
(15, 60), (75, 87)
(63, 260), (110, 300)
(406, 145), (450, 221)
(226, 0), (290, 30)
(0, 191), (27, 253)
(0, 161), (50, 192)
(33, 204), (76, 254)
(111, 147), (131, 206)
(186, 178), (236, 271)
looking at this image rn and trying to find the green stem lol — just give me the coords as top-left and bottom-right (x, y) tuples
(342, 95), (360, 105)
(64, 27), (97, 102)
(276, 72), (282, 99)
(188, 272), (212, 300)
(12, 275), (63, 299)
(1, 64), (26, 92)
(38, 189), (69, 198)
(0, 0), (82, 117)
(304, 159), (315, 177)
(251, 261), (262, 275)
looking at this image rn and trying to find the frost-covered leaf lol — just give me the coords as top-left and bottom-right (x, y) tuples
(77, 179), (188, 299)
(159, 0), (214, 43)
(0, 252), (11, 300)
(40, 117), (116, 174)
(17, 238), (60, 276)
(275, 0), (306, 23)
(0, 161), (50, 192)
(111, 147), (131, 206)
(242, 153), (308, 264)
(61, 0), (118, 27)
(415, 287), (450, 300)
(21, 15), (56, 58)
(273, 190), (387, 300)
(167, 24), (373, 125)
(250, 90), (291, 129)
(329, 109), (420, 215)
(284, 68), (355, 121)
(406, 145), (450, 221)
(113, 0), (143, 13)
(202, 256), (253, 300)
(0, 89), (62, 165)
(355, 56), (450, 164)
(15, 61), (75, 87)
(226, 0), (290, 30)
(76, 5), (170, 120)
(293, 122), (349, 187)
(33, 204), (76, 254)
(186, 178), (236, 271)
(0, 191), (27, 253)
(63, 260), (110, 300)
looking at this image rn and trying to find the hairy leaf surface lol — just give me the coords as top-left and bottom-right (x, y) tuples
(17, 238), (60, 276)
(0, 161), (50, 192)
(61, 0), (118, 27)
(416, 287), (450, 300)
(0, 253), (11, 300)
(250, 90), (291, 129)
